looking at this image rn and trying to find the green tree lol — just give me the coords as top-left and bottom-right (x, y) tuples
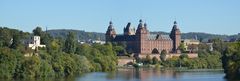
(221, 42), (240, 80)
(144, 54), (152, 64)
(152, 56), (158, 65)
(63, 32), (77, 54)
(47, 39), (62, 53)
(160, 50), (167, 61)
(9, 34), (21, 49)
(33, 27), (43, 36)
(179, 53), (189, 60)
(37, 60), (54, 78)
(0, 27), (13, 47)
(16, 56), (41, 78)
(0, 47), (17, 78)
(178, 43), (186, 53)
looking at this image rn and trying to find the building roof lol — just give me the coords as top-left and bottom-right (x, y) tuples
(182, 39), (200, 42)
(113, 35), (136, 41)
(148, 34), (172, 40)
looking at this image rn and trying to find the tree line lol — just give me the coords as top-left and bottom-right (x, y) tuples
(0, 27), (120, 79)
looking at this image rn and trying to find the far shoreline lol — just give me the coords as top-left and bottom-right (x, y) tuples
(117, 66), (224, 72)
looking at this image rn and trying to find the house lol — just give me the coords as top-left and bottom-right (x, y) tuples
(181, 39), (200, 53)
(27, 36), (46, 50)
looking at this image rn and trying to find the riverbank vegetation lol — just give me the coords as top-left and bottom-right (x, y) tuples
(0, 27), (119, 79)
(221, 41), (240, 80)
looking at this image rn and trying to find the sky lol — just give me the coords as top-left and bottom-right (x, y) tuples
(0, 0), (239, 35)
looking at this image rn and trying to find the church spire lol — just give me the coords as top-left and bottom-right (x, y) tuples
(137, 19), (144, 29)
(108, 21), (114, 29)
(144, 23), (147, 27)
(109, 21), (113, 25)
(139, 19), (143, 23)
(170, 20), (181, 53)
(174, 21), (177, 25)
(136, 19), (148, 34)
(172, 21), (179, 30)
(106, 21), (116, 42)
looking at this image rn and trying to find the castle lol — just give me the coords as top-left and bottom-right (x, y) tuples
(105, 19), (181, 54)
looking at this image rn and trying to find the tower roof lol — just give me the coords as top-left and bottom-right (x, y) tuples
(126, 22), (131, 29)
(144, 23), (147, 27)
(172, 21), (179, 30)
(137, 19), (144, 29)
(174, 21), (177, 25)
(139, 19), (143, 23)
(108, 21), (114, 29)
(109, 21), (113, 25)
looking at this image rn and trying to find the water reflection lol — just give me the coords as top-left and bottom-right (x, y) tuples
(77, 68), (229, 81)
(115, 68), (185, 81)
(114, 68), (228, 81)
(1, 68), (231, 81)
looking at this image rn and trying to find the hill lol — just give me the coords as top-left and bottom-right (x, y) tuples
(47, 29), (105, 41)
(47, 29), (240, 42)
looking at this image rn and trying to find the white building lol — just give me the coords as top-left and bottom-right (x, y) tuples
(28, 36), (46, 49)
(92, 40), (105, 44)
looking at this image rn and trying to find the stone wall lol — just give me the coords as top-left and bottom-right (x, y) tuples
(117, 53), (198, 66)
(138, 53), (198, 60)
(118, 57), (135, 66)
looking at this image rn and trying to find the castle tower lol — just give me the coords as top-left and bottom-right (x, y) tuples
(135, 19), (149, 53)
(124, 22), (135, 35)
(170, 21), (181, 53)
(105, 21), (116, 42)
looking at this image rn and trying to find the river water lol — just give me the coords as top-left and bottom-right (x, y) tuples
(1, 68), (232, 81)
(75, 68), (229, 81)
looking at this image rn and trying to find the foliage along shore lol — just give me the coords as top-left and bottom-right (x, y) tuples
(0, 27), (119, 79)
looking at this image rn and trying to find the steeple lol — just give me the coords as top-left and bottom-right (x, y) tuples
(139, 19), (143, 23)
(105, 21), (116, 42)
(108, 21), (113, 29)
(174, 21), (177, 25)
(172, 21), (179, 30)
(136, 19), (148, 35)
(144, 23), (147, 27)
(109, 21), (113, 25)
(144, 22), (147, 29)
(126, 22), (131, 29)
(170, 21), (181, 53)
(137, 19), (144, 29)
(124, 22), (136, 35)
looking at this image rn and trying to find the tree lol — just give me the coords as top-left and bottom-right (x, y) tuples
(16, 56), (41, 78)
(144, 54), (152, 64)
(178, 43), (186, 53)
(33, 27), (43, 36)
(179, 53), (189, 60)
(221, 42), (240, 80)
(0, 27), (14, 47)
(10, 34), (21, 49)
(47, 39), (62, 53)
(152, 56), (158, 65)
(63, 32), (77, 54)
(0, 47), (17, 78)
(160, 50), (167, 61)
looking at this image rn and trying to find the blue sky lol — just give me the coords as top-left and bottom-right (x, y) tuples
(0, 0), (239, 35)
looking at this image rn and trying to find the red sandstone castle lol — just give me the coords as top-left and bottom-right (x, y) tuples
(106, 19), (181, 54)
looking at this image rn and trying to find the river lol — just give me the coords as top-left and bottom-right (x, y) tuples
(76, 68), (229, 81)
(1, 68), (232, 81)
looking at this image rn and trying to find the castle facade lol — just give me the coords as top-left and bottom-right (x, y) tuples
(105, 19), (181, 54)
